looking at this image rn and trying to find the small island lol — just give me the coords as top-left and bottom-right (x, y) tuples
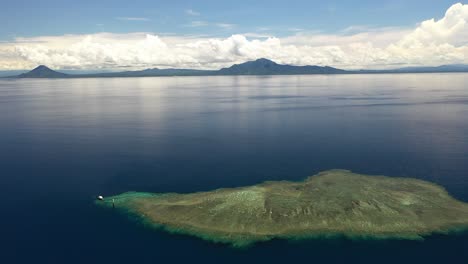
(97, 170), (468, 247)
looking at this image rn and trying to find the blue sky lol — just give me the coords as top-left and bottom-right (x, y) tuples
(0, 0), (462, 39)
(0, 1), (467, 70)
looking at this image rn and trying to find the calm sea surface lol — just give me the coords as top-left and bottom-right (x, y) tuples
(1, 74), (468, 263)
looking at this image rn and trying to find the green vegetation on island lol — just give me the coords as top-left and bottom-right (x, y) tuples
(97, 170), (468, 247)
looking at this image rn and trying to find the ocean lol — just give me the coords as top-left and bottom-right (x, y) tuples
(1, 74), (468, 263)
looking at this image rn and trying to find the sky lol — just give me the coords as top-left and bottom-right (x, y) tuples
(0, 0), (467, 70)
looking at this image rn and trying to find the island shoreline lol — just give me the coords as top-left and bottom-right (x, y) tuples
(96, 170), (468, 248)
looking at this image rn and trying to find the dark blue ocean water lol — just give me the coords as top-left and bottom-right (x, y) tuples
(1, 74), (468, 263)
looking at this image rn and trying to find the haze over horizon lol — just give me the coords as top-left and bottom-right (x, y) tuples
(0, 0), (467, 71)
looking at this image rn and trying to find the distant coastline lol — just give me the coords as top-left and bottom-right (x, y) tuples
(4, 58), (468, 79)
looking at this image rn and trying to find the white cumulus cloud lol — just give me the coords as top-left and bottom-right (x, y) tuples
(1, 3), (467, 70)
(185, 9), (200, 16)
(116, 17), (150, 22)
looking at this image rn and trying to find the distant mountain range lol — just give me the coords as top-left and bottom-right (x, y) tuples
(357, 64), (468, 74)
(16, 65), (69, 78)
(378, 64), (468, 73)
(4, 58), (468, 78)
(217, 58), (346, 75)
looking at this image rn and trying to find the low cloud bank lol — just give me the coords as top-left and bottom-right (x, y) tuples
(2, 3), (467, 70)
